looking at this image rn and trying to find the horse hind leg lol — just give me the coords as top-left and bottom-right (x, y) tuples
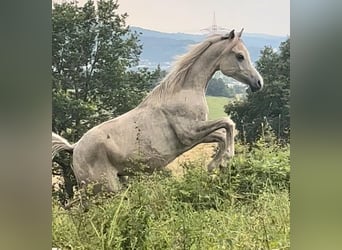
(103, 168), (122, 193)
(73, 141), (124, 193)
(73, 163), (122, 195)
(87, 167), (122, 194)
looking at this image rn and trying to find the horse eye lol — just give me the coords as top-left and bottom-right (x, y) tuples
(236, 53), (244, 61)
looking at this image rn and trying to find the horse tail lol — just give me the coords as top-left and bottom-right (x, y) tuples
(52, 132), (76, 159)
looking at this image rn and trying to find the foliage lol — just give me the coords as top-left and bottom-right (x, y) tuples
(225, 38), (290, 143)
(148, 64), (168, 89)
(52, 0), (159, 141)
(53, 141), (290, 249)
(206, 77), (235, 98)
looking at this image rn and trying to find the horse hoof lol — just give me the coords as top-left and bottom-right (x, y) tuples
(226, 150), (234, 159)
(207, 163), (216, 172)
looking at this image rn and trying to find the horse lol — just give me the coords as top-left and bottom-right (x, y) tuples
(52, 29), (263, 192)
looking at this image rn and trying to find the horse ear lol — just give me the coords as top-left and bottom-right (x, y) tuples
(228, 29), (235, 39)
(238, 28), (244, 38)
(221, 29), (235, 40)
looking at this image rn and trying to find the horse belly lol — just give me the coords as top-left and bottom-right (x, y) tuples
(121, 111), (184, 170)
(73, 109), (185, 175)
(143, 131), (182, 168)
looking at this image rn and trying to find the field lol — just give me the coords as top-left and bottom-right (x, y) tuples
(206, 96), (230, 120)
(52, 97), (290, 249)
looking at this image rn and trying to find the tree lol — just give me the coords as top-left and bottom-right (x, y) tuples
(225, 38), (290, 143)
(206, 78), (235, 98)
(52, 0), (159, 200)
(52, 0), (157, 141)
(149, 64), (167, 89)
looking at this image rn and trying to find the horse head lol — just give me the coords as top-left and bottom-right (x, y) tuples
(218, 29), (263, 92)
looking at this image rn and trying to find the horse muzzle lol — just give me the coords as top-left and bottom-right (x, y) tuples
(250, 79), (263, 92)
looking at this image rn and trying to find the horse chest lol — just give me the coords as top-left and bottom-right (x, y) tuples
(169, 104), (208, 121)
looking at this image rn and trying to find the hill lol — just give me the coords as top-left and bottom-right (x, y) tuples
(132, 26), (287, 68)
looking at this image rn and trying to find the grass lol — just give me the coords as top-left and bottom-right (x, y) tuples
(52, 140), (290, 249)
(53, 189), (289, 249)
(206, 96), (231, 120)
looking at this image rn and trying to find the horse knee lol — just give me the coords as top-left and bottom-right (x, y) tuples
(223, 117), (235, 130)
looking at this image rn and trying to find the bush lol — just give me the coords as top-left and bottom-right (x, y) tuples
(52, 141), (290, 249)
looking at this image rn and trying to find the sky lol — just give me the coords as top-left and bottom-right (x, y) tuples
(59, 0), (290, 36)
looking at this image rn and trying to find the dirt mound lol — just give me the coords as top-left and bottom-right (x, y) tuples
(166, 143), (216, 177)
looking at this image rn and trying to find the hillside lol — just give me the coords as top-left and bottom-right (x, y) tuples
(132, 26), (287, 68)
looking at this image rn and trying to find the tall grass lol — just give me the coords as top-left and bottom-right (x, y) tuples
(52, 140), (290, 249)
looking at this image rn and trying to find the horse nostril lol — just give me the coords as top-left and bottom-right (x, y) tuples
(257, 80), (261, 88)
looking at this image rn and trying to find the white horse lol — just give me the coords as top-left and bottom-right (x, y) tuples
(52, 29), (263, 192)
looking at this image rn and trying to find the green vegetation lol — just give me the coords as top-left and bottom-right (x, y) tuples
(52, 0), (159, 141)
(53, 139), (290, 249)
(225, 39), (290, 143)
(206, 77), (247, 99)
(206, 96), (230, 120)
(206, 78), (235, 98)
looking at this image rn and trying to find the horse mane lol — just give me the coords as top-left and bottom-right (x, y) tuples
(138, 35), (223, 107)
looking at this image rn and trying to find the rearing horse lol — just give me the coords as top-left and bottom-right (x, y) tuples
(52, 29), (263, 192)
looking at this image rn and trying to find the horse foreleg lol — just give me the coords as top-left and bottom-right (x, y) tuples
(200, 130), (228, 171)
(172, 117), (236, 171)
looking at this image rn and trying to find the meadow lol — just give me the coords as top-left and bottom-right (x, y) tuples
(52, 97), (290, 249)
(52, 140), (290, 249)
(206, 96), (230, 120)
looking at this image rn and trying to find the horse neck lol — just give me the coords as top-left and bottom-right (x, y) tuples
(181, 42), (224, 94)
(137, 39), (230, 108)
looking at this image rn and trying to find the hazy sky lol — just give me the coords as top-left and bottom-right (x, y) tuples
(64, 0), (290, 36)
